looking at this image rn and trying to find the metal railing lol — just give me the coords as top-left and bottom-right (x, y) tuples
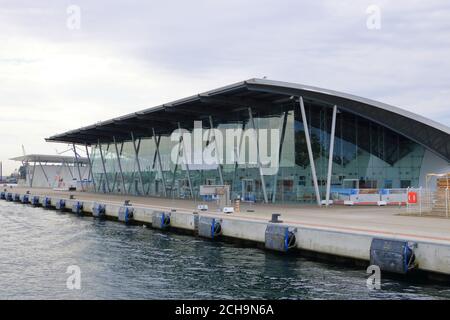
(405, 187), (449, 217)
(331, 187), (409, 204)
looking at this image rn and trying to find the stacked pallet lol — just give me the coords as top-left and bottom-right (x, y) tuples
(432, 174), (450, 217)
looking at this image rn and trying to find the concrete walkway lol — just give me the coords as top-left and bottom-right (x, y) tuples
(7, 186), (450, 245)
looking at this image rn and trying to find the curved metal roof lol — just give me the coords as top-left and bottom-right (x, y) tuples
(46, 78), (450, 162)
(10, 154), (89, 164)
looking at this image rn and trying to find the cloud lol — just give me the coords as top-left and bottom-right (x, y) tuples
(0, 0), (449, 174)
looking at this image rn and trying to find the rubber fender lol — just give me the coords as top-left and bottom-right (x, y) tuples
(14, 193), (21, 202)
(43, 197), (52, 208)
(0, 192), (5, 200)
(92, 203), (106, 218)
(265, 224), (296, 252)
(118, 206), (134, 223)
(55, 199), (66, 210)
(72, 201), (83, 214)
(193, 214), (199, 231)
(198, 216), (221, 239)
(286, 231), (296, 250)
(152, 211), (171, 229)
(31, 196), (40, 206)
(21, 194), (29, 204)
(6, 193), (13, 201)
(212, 220), (222, 238)
(370, 238), (416, 274)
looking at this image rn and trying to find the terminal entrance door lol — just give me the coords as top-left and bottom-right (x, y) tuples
(242, 179), (255, 202)
(276, 178), (294, 202)
(154, 180), (160, 195)
(178, 178), (191, 198)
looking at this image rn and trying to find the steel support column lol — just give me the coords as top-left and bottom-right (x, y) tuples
(325, 105), (338, 206)
(38, 161), (51, 187)
(127, 138), (142, 194)
(113, 142), (124, 192)
(171, 133), (182, 197)
(152, 128), (167, 197)
(178, 123), (194, 198)
(113, 136), (126, 194)
(248, 108), (268, 203)
(232, 122), (246, 194)
(111, 141), (124, 193)
(85, 143), (96, 191)
(98, 140), (111, 193)
(208, 116), (224, 185)
(62, 159), (74, 179)
(131, 132), (145, 195)
(272, 111), (288, 203)
(147, 135), (161, 195)
(299, 96), (321, 206)
(73, 143), (83, 191)
(199, 124), (212, 193)
(30, 161), (37, 188)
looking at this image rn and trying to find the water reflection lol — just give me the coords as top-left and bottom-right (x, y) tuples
(0, 201), (449, 300)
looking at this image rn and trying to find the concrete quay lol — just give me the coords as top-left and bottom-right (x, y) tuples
(3, 186), (450, 281)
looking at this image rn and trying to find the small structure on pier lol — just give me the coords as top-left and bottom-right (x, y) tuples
(10, 154), (91, 190)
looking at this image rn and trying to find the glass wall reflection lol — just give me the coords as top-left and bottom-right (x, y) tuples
(90, 100), (425, 204)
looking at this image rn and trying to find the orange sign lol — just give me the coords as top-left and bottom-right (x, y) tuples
(407, 192), (417, 204)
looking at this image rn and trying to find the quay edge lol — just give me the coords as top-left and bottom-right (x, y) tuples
(2, 191), (450, 282)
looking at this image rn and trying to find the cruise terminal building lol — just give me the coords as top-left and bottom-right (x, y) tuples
(46, 79), (450, 206)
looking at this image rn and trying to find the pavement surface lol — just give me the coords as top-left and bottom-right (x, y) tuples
(7, 186), (450, 244)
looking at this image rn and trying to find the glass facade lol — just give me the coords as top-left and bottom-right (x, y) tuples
(90, 100), (425, 204)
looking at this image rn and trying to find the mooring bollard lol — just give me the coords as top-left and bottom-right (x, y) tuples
(270, 213), (282, 223)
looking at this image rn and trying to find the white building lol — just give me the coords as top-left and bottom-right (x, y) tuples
(10, 154), (91, 190)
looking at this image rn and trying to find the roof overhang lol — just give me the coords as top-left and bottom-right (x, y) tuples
(10, 154), (89, 164)
(46, 78), (450, 162)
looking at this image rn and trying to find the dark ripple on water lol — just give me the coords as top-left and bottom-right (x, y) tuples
(1, 201), (450, 300)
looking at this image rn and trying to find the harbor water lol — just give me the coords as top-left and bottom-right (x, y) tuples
(1, 201), (450, 300)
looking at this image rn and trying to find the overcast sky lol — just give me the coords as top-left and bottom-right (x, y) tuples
(1, 0), (449, 174)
